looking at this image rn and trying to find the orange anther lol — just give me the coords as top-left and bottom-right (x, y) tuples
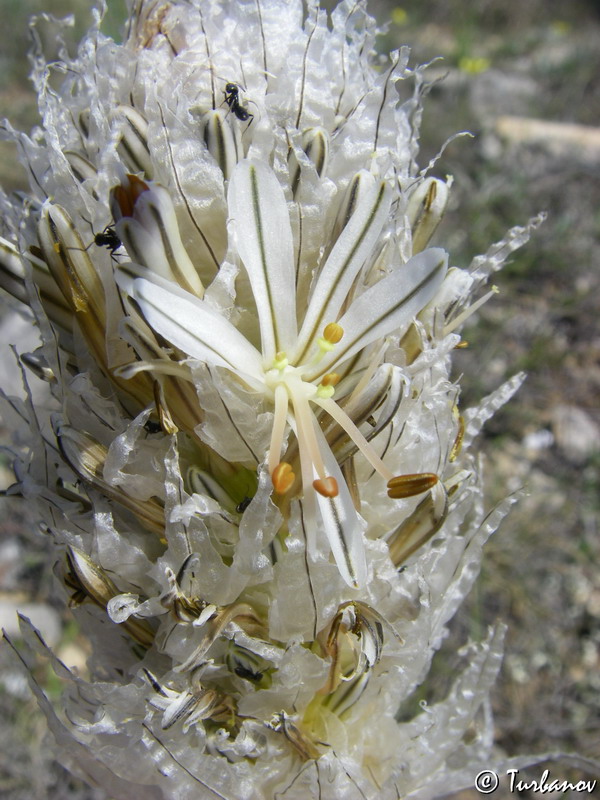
(272, 462), (295, 494)
(321, 372), (341, 387)
(387, 473), (438, 499)
(313, 476), (339, 498)
(323, 322), (344, 344)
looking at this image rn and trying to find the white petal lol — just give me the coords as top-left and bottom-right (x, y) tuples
(228, 160), (297, 361)
(313, 424), (367, 589)
(293, 178), (392, 364)
(123, 274), (263, 380)
(306, 248), (448, 381)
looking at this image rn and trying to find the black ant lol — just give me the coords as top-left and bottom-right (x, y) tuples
(92, 226), (122, 259)
(69, 217), (123, 262)
(144, 418), (163, 434)
(234, 663), (263, 683)
(223, 82), (254, 125)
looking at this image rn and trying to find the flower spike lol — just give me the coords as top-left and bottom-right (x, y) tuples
(124, 157), (449, 587)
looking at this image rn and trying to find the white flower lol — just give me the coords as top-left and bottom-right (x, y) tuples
(0, 1), (559, 799)
(116, 161), (447, 587)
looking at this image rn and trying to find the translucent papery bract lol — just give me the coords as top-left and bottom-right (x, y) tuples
(0, 1), (573, 799)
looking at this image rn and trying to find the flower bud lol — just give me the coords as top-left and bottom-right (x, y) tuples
(407, 176), (451, 254)
(199, 108), (242, 181)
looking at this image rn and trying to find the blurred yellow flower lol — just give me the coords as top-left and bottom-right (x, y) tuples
(391, 7), (408, 26)
(458, 55), (492, 74)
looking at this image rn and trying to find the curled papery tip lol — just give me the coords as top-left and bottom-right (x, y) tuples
(272, 462), (295, 494)
(313, 476), (339, 498)
(387, 472), (439, 499)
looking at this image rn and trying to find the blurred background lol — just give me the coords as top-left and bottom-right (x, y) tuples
(0, 0), (598, 797)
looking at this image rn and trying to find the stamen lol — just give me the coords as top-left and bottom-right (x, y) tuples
(272, 462), (295, 494)
(316, 383), (336, 399)
(315, 396), (394, 482)
(316, 322), (344, 358)
(273, 351), (289, 370)
(317, 338), (335, 354)
(387, 473), (438, 499)
(289, 376), (341, 500)
(268, 384), (289, 476)
(295, 421), (318, 554)
(313, 477), (339, 498)
(443, 286), (499, 336)
(290, 378), (327, 481)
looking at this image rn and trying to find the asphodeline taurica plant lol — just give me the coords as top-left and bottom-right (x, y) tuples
(0, 1), (548, 798)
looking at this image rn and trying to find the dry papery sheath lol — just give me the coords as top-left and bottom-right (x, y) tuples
(0, 0), (574, 798)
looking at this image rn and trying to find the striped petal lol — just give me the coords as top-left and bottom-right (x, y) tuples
(119, 270), (263, 381)
(292, 177), (392, 364)
(313, 423), (367, 589)
(227, 160), (297, 362)
(305, 247), (448, 382)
